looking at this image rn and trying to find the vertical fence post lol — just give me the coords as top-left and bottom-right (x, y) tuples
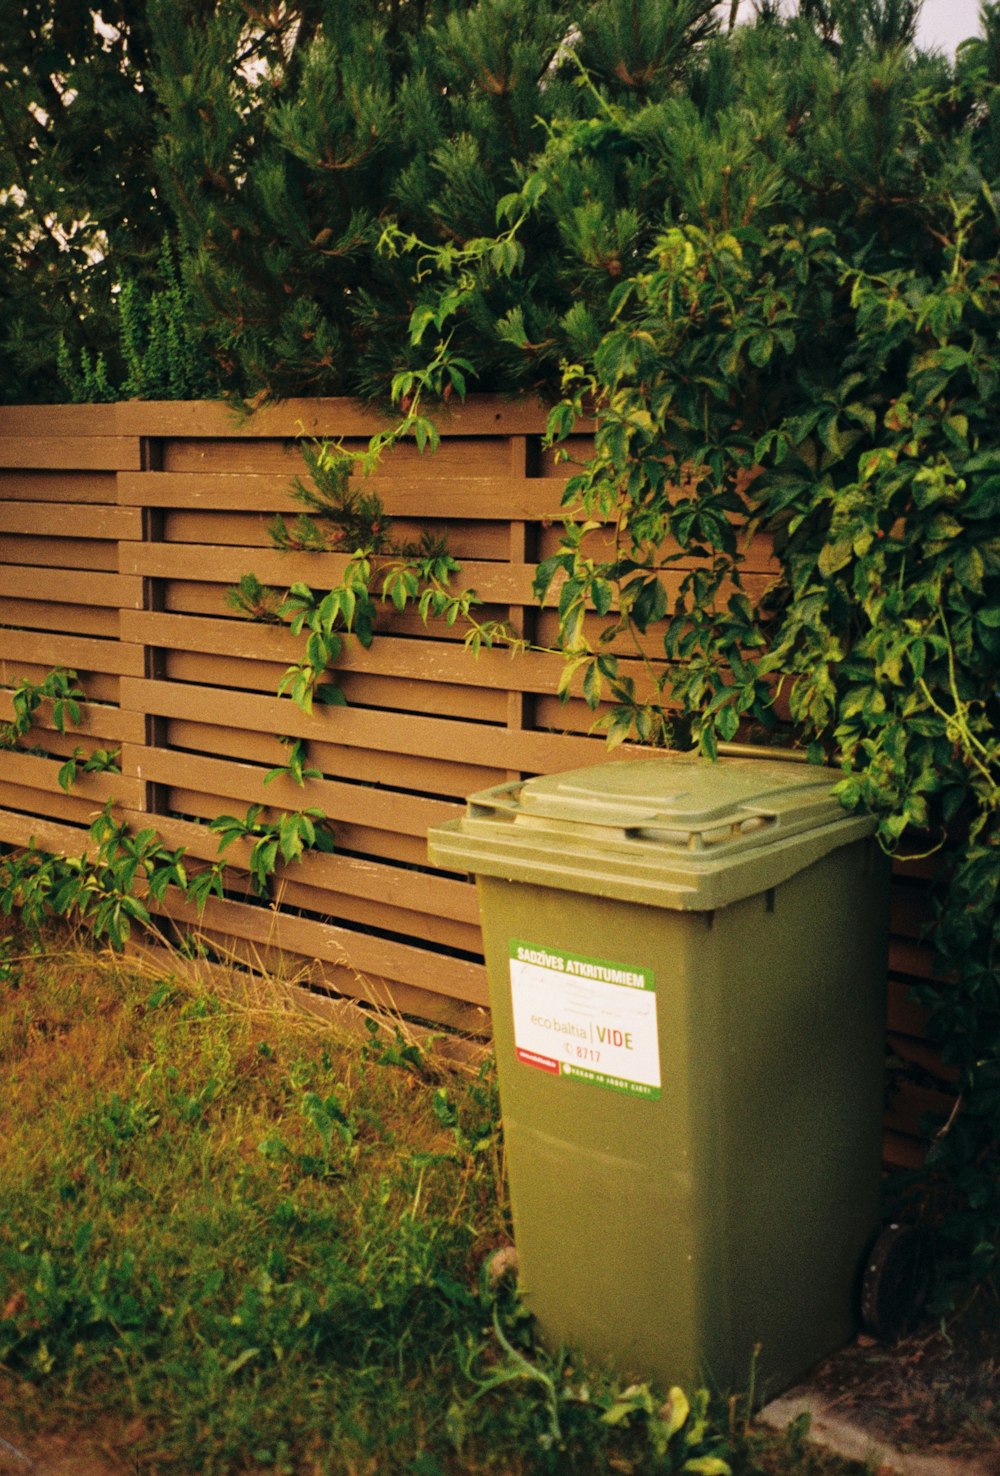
(502, 432), (541, 784)
(118, 429), (166, 837)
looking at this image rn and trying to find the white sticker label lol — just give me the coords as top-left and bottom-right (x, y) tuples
(508, 940), (660, 1099)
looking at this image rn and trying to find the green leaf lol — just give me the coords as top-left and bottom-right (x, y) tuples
(954, 547), (984, 593)
(660, 1386), (690, 1439)
(818, 538), (853, 577)
(409, 304), (437, 345)
(57, 750), (83, 793)
(582, 660), (601, 710)
(592, 578), (613, 617)
(412, 416), (439, 455)
(533, 554), (570, 603)
(223, 1347), (261, 1378)
(716, 705), (739, 742)
(818, 415), (843, 459)
(631, 577), (667, 633)
(601, 1402), (637, 1428)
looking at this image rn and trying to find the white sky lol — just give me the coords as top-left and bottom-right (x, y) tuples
(915, 0), (984, 53)
(727, 0), (987, 53)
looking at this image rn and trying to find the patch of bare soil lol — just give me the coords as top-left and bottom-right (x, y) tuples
(806, 1307), (1000, 1470)
(0, 1377), (148, 1476)
(0, 1426), (135, 1475)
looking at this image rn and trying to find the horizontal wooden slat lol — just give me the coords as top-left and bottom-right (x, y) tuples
(0, 471), (117, 504)
(0, 779), (123, 826)
(0, 692), (145, 744)
(160, 509), (513, 560)
(0, 628), (145, 678)
(111, 395), (568, 440)
(0, 600), (118, 638)
(163, 718), (505, 799)
(0, 808), (92, 854)
(123, 810), (480, 925)
(886, 977), (930, 1038)
(0, 536), (119, 572)
(118, 470), (572, 520)
(121, 609), (562, 688)
(0, 749), (143, 809)
(120, 676), (629, 774)
(0, 664), (120, 705)
(883, 1082), (956, 1139)
(273, 877), (482, 954)
(164, 786), (428, 869)
(161, 437), (519, 477)
(149, 890), (490, 1006)
(3, 731), (120, 767)
(1, 566), (142, 609)
(888, 937), (939, 981)
(163, 649), (512, 722)
(0, 503), (142, 539)
(118, 541), (542, 604)
(0, 436), (142, 471)
(0, 405), (122, 437)
(167, 927), (490, 1033)
(882, 1131), (926, 1170)
(163, 578), (512, 631)
(124, 745), (462, 839)
(120, 542), (764, 616)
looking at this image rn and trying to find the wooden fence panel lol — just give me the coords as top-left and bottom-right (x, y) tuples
(0, 399), (952, 1158)
(0, 427), (147, 847)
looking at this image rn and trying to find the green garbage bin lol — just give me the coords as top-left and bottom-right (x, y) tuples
(428, 754), (890, 1398)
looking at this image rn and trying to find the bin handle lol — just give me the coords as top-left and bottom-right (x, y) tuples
(468, 780), (525, 820)
(629, 812), (776, 850)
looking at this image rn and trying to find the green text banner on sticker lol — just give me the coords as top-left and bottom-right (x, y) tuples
(508, 940), (660, 1100)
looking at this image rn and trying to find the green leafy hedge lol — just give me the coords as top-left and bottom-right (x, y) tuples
(7, 0), (997, 405)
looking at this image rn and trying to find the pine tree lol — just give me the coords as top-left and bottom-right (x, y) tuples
(146, 0), (998, 404)
(147, 0), (585, 399)
(145, 0), (739, 400)
(0, 2), (172, 401)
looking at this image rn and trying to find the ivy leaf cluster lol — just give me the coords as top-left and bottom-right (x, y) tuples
(210, 805), (335, 899)
(2, 669), (84, 750)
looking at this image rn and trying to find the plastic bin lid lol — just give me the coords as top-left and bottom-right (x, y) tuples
(511, 754), (845, 840)
(428, 754), (877, 911)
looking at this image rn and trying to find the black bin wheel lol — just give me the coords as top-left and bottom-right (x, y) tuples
(860, 1222), (935, 1341)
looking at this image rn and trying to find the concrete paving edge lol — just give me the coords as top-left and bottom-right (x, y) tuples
(759, 1392), (997, 1476)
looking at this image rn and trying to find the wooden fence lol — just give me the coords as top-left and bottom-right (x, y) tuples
(0, 398), (953, 1166)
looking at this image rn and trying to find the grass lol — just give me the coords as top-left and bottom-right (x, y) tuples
(0, 926), (879, 1475)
